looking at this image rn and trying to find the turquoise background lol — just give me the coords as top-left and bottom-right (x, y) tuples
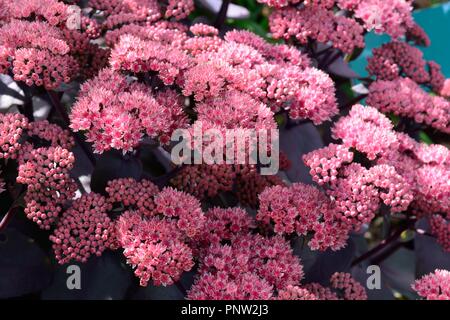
(350, 3), (450, 78)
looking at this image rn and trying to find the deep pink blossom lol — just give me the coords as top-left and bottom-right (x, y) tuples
(269, 6), (364, 54)
(428, 61), (446, 93)
(105, 21), (188, 48)
(430, 215), (450, 253)
(329, 272), (368, 300)
(17, 146), (75, 192)
(351, 0), (413, 39)
(412, 269), (450, 300)
(332, 104), (398, 160)
(110, 34), (191, 85)
(277, 285), (317, 300)
(153, 187), (206, 238)
(70, 69), (187, 153)
(17, 120), (75, 164)
(199, 233), (303, 290)
(367, 78), (450, 134)
(196, 90), (277, 131)
(0, 19), (80, 88)
(50, 193), (115, 264)
(106, 178), (159, 216)
(189, 23), (218, 37)
(171, 164), (236, 199)
(224, 30), (311, 67)
(303, 144), (354, 185)
(304, 283), (339, 300)
(235, 164), (285, 208)
(376, 134), (450, 218)
(17, 144), (77, 229)
(23, 183), (77, 230)
(0, 113), (29, 160)
(196, 207), (255, 248)
(257, 183), (331, 236)
(2, 0), (70, 26)
(188, 271), (274, 300)
(406, 22), (431, 47)
(367, 42), (430, 84)
(305, 272), (367, 300)
(116, 211), (195, 286)
(258, 182), (352, 250)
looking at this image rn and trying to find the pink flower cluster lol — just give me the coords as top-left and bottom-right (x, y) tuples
(277, 285), (318, 300)
(235, 164), (285, 208)
(70, 69), (188, 153)
(195, 207), (255, 251)
(170, 163), (285, 208)
(257, 182), (351, 251)
(367, 42), (444, 89)
(303, 143), (354, 185)
(106, 178), (160, 216)
(0, 19), (78, 88)
(338, 0), (414, 39)
(412, 269), (450, 300)
(105, 181), (206, 286)
(108, 23), (338, 125)
(1, 0), (70, 26)
(0, 113), (77, 230)
(88, 0), (194, 30)
(195, 90), (277, 132)
(0, 114), (77, 229)
(405, 21), (430, 47)
(306, 272), (367, 300)
(0, 113), (29, 160)
(153, 187), (206, 238)
(376, 133), (450, 218)
(171, 164), (236, 199)
(269, 6), (364, 54)
(302, 106), (419, 231)
(17, 146), (77, 229)
(188, 271), (274, 300)
(261, 0), (419, 55)
(50, 193), (115, 264)
(281, 272), (367, 300)
(367, 78), (450, 134)
(332, 104), (399, 160)
(0, 0), (109, 88)
(430, 215), (450, 253)
(17, 120), (75, 164)
(188, 233), (303, 299)
(116, 211), (195, 286)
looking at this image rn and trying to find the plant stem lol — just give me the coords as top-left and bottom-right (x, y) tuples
(0, 206), (20, 233)
(17, 82), (34, 121)
(214, 0), (231, 30)
(47, 90), (97, 166)
(351, 226), (407, 267)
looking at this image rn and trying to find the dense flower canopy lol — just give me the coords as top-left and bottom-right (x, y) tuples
(0, 0), (448, 301)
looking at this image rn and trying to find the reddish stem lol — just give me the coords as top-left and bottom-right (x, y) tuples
(351, 226), (408, 267)
(0, 206), (20, 233)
